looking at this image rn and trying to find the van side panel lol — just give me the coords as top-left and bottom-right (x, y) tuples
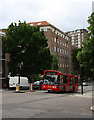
(9, 76), (18, 88)
(20, 77), (29, 87)
(9, 76), (29, 88)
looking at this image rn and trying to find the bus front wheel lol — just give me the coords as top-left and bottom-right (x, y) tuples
(48, 90), (51, 93)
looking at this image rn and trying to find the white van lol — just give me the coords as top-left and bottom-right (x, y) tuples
(9, 76), (29, 89)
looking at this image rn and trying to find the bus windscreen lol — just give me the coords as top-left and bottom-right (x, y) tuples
(43, 75), (59, 85)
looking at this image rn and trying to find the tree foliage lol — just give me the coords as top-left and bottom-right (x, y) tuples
(3, 21), (52, 82)
(51, 54), (59, 71)
(71, 48), (81, 75)
(77, 12), (94, 79)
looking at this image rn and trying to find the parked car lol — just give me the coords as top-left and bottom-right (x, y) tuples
(9, 76), (29, 89)
(33, 80), (43, 90)
(82, 82), (88, 86)
(43, 79), (48, 84)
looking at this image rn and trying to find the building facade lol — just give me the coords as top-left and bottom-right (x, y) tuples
(28, 21), (72, 74)
(66, 29), (88, 48)
(0, 29), (9, 78)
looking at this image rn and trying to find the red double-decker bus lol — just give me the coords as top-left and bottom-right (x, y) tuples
(42, 70), (79, 92)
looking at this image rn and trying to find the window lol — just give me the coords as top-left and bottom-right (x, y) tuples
(55, 31), (57, 34)
(44, 75), (59, 85)
(63, 75), (68, 83)
(60, 40), (62, 44)
(65, 36), (67, 40)
(63, 49), (64, 54)
(65, 64), (66, 68)
(52, 29), (54, 32)
(57, 47), (59, 53)
(54, 46), (56, 52)
(30, 24), (33, 26)
(57, 39), (59, 44)
(60, 75), (63, 84)
(67, 43), (68, 47)
(65, 50), (66, 54)
(37, 23), (41, 25)
(63, 41), (64, 45)
(73, 77), (78, 84)
(69, 77), (73, 84)
(75, 77), (78, 84)
(81, 33), (83, 42)
(67, 51), (68, 55)
(54, 38), (56, 42)
(60, 48), (62, 53)
(44, 28), (47, 31)
(65, 43), (66, 47)
(60, 64), (62, 67)
(63, 34), (65, 38)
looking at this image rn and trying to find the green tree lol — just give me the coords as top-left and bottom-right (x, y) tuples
(71, 48), (81, 75)
(3, 21), (52, 83)
(77, 12), (94, 80)
(51, 54), (59, 71)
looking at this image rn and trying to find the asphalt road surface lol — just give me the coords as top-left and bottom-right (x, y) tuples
(1, 85), (93, 119)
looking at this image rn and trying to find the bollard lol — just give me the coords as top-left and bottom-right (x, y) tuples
(16, 83), (20, 92)
(30, 83), (33, 91)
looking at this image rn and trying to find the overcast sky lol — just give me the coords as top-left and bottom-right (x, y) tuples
(0, 0), (93, 32)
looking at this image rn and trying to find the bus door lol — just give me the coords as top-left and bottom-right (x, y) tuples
(73, 77), (78, 91)
(69, 77), (73, 90)
(59, 75), (63, 90)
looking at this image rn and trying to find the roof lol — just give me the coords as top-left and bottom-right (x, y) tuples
(27, 21), (51, 27)
(0, 29), (6, 33)
(27, 21), (69, 36)
(66, 29), (88, 34)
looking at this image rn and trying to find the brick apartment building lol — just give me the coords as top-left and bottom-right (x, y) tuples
(28, 21), (72, 74)
(66, 29), (88, 48)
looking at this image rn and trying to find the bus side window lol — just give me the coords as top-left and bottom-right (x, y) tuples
(75, 77), (78, 84)
(70, 77), (72, 84)
(60, 75), (62, 83)
(73, 77), (78, 84)
(73, 77), (75, 84)
(63, 75), (68, 83)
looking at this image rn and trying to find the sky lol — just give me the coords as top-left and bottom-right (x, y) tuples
(0, 0), (94, 32)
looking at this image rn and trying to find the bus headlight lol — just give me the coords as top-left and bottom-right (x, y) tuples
(53, 86), (56, 88)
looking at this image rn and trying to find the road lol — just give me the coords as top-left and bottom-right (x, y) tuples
(1, 85), (93, 119)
